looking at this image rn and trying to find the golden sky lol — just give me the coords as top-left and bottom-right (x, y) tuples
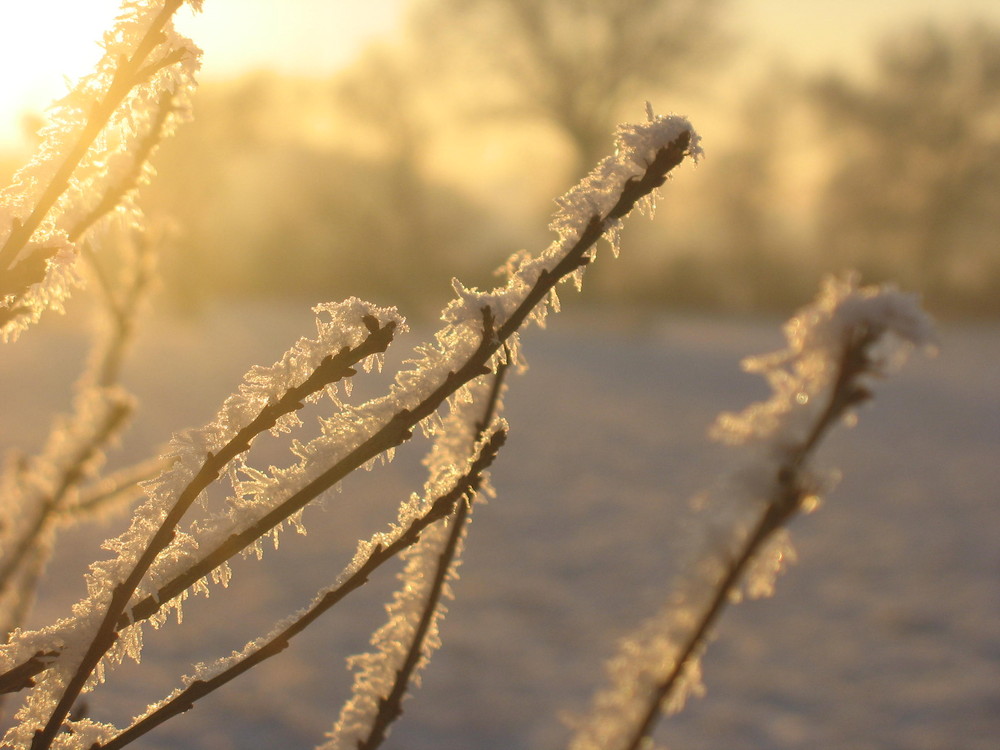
(1, 0), (998, 146)
(0, 0), (402, 146)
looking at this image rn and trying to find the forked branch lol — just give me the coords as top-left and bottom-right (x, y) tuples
(93, 428), (507, 750)
(0, 0), (189, 275)
(27, 315), (398, 749)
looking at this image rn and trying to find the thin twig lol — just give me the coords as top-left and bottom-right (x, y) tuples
(0, 227), (157, 625)
(3, 130), (694, 702)
(0, 400), (132, 599)
(89, 229), (159, 388)
(93, 428), (507, 750)
(0, 0), (187, 275)
(28, 316), (398, 749)
(1, 86), (174, 313)
(67, 90), (177, 246)
(68, 457), (170, 519)
(359, 501), (470, 750)
(620, 325), (883, 750)
(358, 356), (509, 750)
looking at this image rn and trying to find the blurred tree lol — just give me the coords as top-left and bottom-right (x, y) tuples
(323, 0), (733, 314)
(704, 75), (807, 311)
(811, 22), (1000, 313)
(141, 74), (495, 314)
(332, 45), (437, 287)
(404, 0), (730, 175)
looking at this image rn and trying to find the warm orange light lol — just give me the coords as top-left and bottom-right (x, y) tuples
(0, 1), (122, 146)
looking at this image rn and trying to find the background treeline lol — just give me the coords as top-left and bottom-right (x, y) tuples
(5, 0), (998, 318)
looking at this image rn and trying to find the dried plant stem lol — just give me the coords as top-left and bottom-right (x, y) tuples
(0, 545), (46, 639)
(0, 227), (158, 639)
(0, 401), (132, 600)
(0, 0), (187, 276)
(1, 89), (175, 325)
(67, 457), (169, 519)
(0, 543), (47, 721)
(360, 496), (469, 750)
(67, 90), (177, 247)
(94, 427), (507, 750)
(84, 226), (159, 389)
(28, 316), (397, 750)
(7, 130), (693, 712)
(358, 359), (508, 750)
(620, 325), (881, 750)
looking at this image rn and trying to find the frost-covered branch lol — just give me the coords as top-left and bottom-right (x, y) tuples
(325, 361), (509, 750)
(0, 0), (200, 339)
(66, 90), (177, 248)
(350, 482), (470, 750)
(22, 309), (399, 749)
(569, 276), (934, 750)
(0, 0), (185, 268)
(84, 227), (158, 389)
(67, 457), (168, 519)
(123, 308), (503, 627)
(91, 427), (507, 750)
(1, 109), (697, 746)
(0, 396), (132, 603)
(0, 225), (156, 643)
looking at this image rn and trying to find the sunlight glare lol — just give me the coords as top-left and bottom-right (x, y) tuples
(0, 0), (405, 148)
(0, 1), (122, 146)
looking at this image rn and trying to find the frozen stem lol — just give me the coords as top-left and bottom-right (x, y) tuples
(0, 400), (132, 601)
(0, 0), (188, 276)
(27, 314), (398, 749)
(67, 457), (170, 519)
(92, 428), (507, 750)
(619, 322), (912, 750)
(351, 359), (509, 750)
(67, 90), (177, 247)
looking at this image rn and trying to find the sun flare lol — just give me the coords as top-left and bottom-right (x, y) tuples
(0, 1), (122, 146)
(0, 0), (404, 148)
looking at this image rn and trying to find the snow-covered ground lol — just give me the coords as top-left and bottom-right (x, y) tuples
(2, 301), (997, 750)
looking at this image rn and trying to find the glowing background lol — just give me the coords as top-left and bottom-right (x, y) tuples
(3, 0), (1000, 145)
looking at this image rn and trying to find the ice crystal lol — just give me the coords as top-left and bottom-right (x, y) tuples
(442, 112), (697, 330)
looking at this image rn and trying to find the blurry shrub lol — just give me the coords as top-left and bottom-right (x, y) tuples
(810, 22), (1000, 315)
(143, 75), (504, 316)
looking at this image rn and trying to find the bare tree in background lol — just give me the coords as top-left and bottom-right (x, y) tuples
(812, 22), (1000, 312)
(405, 0), (730, 175)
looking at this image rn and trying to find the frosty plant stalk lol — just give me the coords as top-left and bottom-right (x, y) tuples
(93, 426), (508, 750)
(0, 4), (702, 738)
(7, 113), (698, 744)
(0, 224), (156, 647)
(324, 359), (510, 750)
(0, 0), (199, 338)
(569, 276), (934, 750)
